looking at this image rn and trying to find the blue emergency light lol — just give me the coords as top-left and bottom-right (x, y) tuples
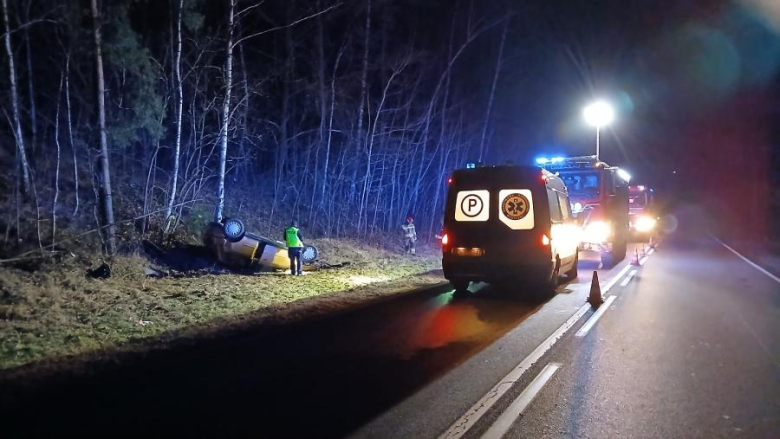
(535, 156), (566, 166)
(466, 162), (476, 169)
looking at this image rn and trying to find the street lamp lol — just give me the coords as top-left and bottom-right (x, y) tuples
(583, 100), (614, 161)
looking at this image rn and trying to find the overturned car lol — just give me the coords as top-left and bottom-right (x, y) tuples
(204, 218), (318, 271)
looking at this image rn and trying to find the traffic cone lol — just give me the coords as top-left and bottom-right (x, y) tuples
(587, 271), (603, 308)
(631, 247), (641, 266)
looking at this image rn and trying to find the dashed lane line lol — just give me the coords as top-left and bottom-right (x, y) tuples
(575, 295), (617, 338)
(603, 264), (632, 292)
(619, 269), (638, 287)
(438, 260), (638, 439)
(480, 363), (562, 439)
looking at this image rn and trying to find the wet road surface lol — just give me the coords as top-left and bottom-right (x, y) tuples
(428, 228), (780, 439)
(0, 246), (634, 438)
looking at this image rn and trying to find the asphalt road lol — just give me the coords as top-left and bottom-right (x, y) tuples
(0, 242), (633, 438)
(426, 228), (780, 439)
(4, 223), (778, 439)
(463, 231), (780, 439)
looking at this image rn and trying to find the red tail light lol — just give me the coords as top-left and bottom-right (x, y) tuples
(447, 176), (454, 185)
(442, 233), (449, 246)
(541, 234), (550, 246)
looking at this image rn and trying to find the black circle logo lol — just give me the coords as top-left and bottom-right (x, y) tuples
(460, 194), (484, 218)
(502, 193), (529, 220)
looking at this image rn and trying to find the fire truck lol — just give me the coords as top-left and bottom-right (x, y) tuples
(538, 155), (630, 266)
(628, 184), (658, 241)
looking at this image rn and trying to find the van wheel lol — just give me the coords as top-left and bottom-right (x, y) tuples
(565, 251), (578, 280)
(451, 280), (470, 295)
(542, 260), (560, 295)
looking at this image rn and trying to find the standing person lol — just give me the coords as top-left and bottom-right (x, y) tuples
(284, 220), (305, 275)
(402, 215), (417, 255)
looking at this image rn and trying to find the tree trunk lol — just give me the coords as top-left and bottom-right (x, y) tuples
(320, 43), (344, 207)
(52, 74), (63, 246)
(24, 26), (36, 152)
(349, 0), (371, 203)
(165, 0), (184, 231)
(2, 0), (32, 194)
(214, 0), (235, 222)
(308, 7), (328, 227)
(478, 18), (508, 162)
(64, 54), (79, 217)
(91, 0), (117, 255)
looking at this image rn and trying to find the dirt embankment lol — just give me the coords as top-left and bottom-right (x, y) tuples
(0, 238), (443, 372)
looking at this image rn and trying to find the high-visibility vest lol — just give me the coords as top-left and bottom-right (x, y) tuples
(285, 227), (302, 248)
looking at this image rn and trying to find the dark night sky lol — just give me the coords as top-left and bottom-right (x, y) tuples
(452, 0), (779, 193)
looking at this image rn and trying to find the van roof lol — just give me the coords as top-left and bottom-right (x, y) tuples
(452, 164), (568, 194)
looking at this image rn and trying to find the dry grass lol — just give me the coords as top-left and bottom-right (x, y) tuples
(0, 240), (442, 370)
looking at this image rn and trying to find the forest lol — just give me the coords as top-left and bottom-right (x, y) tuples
(1, 0), (518, 257)
(4, 0), (779, 261)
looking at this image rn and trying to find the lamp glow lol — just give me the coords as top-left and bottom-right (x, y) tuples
(583, 101), (615, 128)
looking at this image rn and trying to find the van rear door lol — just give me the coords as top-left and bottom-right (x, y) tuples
(445, 167), (550, 262)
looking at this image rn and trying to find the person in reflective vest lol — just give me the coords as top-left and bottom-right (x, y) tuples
(402, 215), (417, 255)
(284, 220), (305, 275)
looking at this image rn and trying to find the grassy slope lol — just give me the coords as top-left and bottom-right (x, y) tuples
(0, 239), (442, 370)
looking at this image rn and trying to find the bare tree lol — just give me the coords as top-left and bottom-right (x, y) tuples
(214, 0), (235, 223)
(2, 0), (32, 193)
(165, 0), (184, 231)
(23, 1), (36, 152)
(52, 74), (63, 246)
(91, 0), (117, 255)
(64, 53), (79, 216)
(478, 17), (509, 162)
(349, 0), (371, 203)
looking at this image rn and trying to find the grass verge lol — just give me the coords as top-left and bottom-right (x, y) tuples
(0, 239), (442, 371)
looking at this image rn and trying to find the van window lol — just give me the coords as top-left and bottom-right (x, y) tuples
(557, 192), (570, 221)
(547, 189), (563, 222)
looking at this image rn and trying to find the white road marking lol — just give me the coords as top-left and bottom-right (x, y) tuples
(438, 262), (636, 439)
(713, 238), (780, 284)
(619, 269), (638, 287)
(575, 295), (617, 337)
(602, 264), (632, 292)
(438, 303), (588, 439)
(480, 363), (562, 439)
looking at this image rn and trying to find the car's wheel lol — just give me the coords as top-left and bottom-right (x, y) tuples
(301, 245), (319, 264)
(565, 251), (578, 280)
(222, 218), (246, 242)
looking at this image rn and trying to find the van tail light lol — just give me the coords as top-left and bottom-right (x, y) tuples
(542, 234), (551, 246)
(442, 233), (449, 246)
